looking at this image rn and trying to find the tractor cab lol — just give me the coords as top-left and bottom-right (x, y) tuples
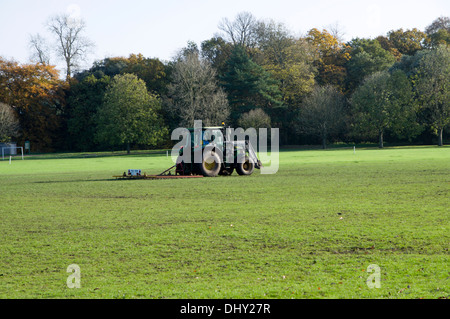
(190, 127), (224, 150)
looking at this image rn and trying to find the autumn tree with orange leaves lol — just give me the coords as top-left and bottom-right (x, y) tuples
(306, 28), (350, 92)
(0, 57), (67, 151)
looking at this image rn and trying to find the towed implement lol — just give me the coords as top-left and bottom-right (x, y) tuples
(114, 124), (262, 179)
(113, 168), (204, 180)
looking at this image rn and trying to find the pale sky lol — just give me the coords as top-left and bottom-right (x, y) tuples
(0, 0), (448, 73)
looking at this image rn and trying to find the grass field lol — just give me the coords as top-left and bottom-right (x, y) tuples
(0, 146), (448, 299)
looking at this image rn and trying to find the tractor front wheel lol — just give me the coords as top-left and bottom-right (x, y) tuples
(236, 156), (254, 176)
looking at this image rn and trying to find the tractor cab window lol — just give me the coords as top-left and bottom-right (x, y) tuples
(210, 129), (223, 148)
(202, 129), (224, 148)
(189, 128), (224, 148)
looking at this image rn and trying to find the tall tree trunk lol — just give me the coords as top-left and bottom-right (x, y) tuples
(126, 142), (130, 154)
(438, 127), (443, 147)
(322, 135), (327, 149)
(379, 131), (384, 149)
(66, 58), (71, 81)
(322, 126), (327, 149)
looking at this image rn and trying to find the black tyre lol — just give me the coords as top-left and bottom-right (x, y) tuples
(236, 156), (254, 176)
(200, 152), (221, 177)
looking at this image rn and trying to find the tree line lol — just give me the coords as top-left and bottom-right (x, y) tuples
(0, 12), (449, 152)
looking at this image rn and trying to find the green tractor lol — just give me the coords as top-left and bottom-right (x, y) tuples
(175, 126), (262, 177)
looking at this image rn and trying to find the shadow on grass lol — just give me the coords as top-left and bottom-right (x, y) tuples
(33, 178), (118, 184)
(279, 144), (447, 152)
(23, 149), (170, 161)
(32, 176), (186, 184)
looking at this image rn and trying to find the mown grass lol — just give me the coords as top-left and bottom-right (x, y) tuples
(0, 146), (448, 299)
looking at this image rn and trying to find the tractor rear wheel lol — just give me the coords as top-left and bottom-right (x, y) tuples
(200, 152), (221, 177)
(236, 156), (254, 176)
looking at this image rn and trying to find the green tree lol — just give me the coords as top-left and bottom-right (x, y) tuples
(66, 74), (110, 151)
(121, 54), (169, 96)
(414, 45), (450, 146)
(427, 29), (450, 48)
(390, 49), (428, 76)
(346, 38), (396, 93)
(96, 74), (167, 153)
(238, 108), (271, 130)
(220, 45), (283, 125)
(201, 36), (233, 74)
(375, 35), (402, 61)
(75, 54), (170, 97)
(256, 22), (316, 105)
(425, 16), (450, 48)
(238, 108), (271, 147)
(297, 85), (347, 149)
(266, 39), (316, 105)
(76, 57), (128, 80)
(351, 70), (419, 148)
(387, 28), (428, 56)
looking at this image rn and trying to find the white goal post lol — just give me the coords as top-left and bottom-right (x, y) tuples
(1, 147), (24, 160)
